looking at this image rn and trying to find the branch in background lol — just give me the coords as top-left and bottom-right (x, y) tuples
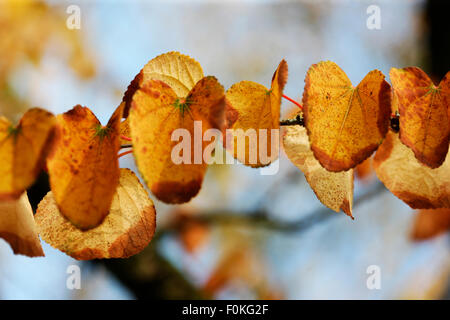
(280, 114), (304, 127)
(279, 112), (400, 133)
(95, 244), (207, 300)
(162, 182), (387, 234)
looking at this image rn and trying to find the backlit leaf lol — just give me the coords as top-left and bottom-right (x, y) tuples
(390, 67), (450, 168)
(282, 121), (353, 217)
(373, 131), (450, 209)
(224, 60), (288, 167)
(35, 169), (156, 260)
(122, 52), (204, 117)
(303, 61), (391, 172)
(0, 192), (44, 257)
(130, 77), (225, 204)
(46, 104), (123, 230)
(0, 108), (55, 199)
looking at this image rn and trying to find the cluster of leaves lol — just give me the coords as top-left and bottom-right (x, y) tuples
(0, 52), (449, 260)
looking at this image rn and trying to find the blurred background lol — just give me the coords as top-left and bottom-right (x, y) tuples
(0, 0), (449, 299)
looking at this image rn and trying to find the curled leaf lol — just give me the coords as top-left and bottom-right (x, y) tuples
(0, 192), (44, 257)
(411, 209), (450, 241)
(373, 131), (450, 209)
(282, 122), (353, 217)
(390, 67), (450, 168)
(35, 169), (156, 260)
(122, 52), (204, 117)
(46, 104), (123, 230)
(224, 60), (288, 167)
(303, 61), (391, 172)
(130, 77), (225, 204)
(0, 108), (55, 199)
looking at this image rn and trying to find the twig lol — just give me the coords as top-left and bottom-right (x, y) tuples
(161, 182), (387, 234)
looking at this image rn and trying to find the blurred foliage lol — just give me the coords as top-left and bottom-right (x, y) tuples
(0, 0), (95, 121)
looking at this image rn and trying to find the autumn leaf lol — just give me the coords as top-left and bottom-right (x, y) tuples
(0, 192), (44, 257)
(282, 121), (353, 217)
(223, 59), (288, 167)
(303, 61), (391, 172)
(46, 104), (123, 230)
(373, 131), (450, 209)
(130, 77), (225, 204)
(122, 52), (204, 117)
(390, 67), (450, 168)
(35, 169), (156, 260)
(411, 208), (450, 241)
(0, 108), (55, 199)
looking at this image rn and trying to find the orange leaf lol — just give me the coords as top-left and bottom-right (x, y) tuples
(373, 131), (450, 209)
(130, 77), (225, 204)
(303, 61), (391, 172)
(0, 108), (55, 199)
(224, 60), (288, 167)
(46, 104), (123, 230)
(0, 192), (44, 257)
(390, 67), (450, 168)
(282, 122), (353, 217)
(411, 208), (450, 241)
(35, 169), (156, 260)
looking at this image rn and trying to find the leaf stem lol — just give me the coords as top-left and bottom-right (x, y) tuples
(121, 135), (132, 142)
(118, 150), (133, 158)
(282, 94), (303, 110)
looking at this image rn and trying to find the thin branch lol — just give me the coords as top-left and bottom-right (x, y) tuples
(280, 114), (304, 126)
(161, 182), (387, 234)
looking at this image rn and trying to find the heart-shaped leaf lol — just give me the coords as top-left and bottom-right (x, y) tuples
(130, 77), (225, 204)
(390, 67), (450, 168)
(224, 60), (288, 167)
(46, 104), (123, 230)
(303, 61), (391, 172)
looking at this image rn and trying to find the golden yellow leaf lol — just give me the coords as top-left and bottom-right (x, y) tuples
(390, 67), (450, 168)
(122, 52), (204, 117)
(0, 108), (55, 199)
(224, 60), (288, 167)
(35, 169), (156, 260)
(411, 208), (450, 241)
(0, 192), (44, 257)
(282, 122), (353, 217)
(46, 104), (123, 230)
(303, 61), (391, 172)
(373, 131), (450, 209)
(130, 77), (225, 204)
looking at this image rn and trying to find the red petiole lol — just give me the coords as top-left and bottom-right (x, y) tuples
(118, 150), (133, 158)
(282, 94), (303, 110)
(121, 135), (132, 141)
